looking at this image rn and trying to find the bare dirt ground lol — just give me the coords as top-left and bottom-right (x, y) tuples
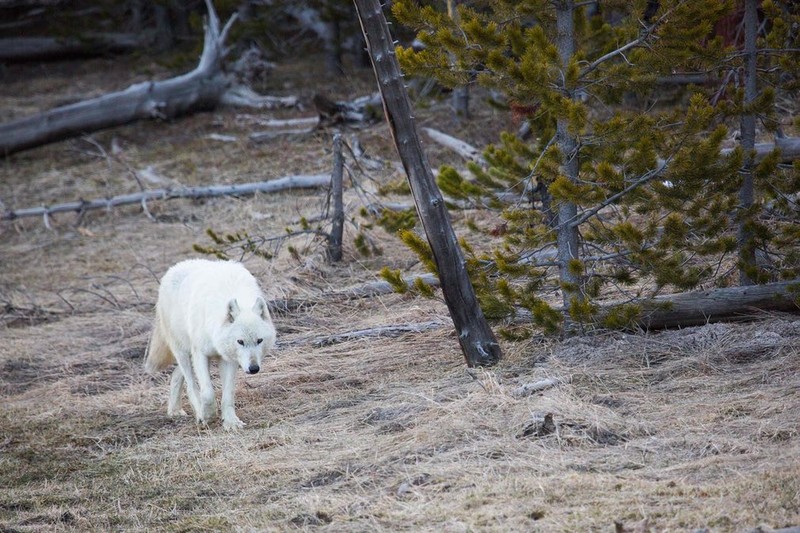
(1, 55), (799, 533)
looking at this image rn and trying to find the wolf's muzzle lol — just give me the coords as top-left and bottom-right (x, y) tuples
(248, 364), (260, 374)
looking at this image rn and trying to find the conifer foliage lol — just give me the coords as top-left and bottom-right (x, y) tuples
(390, 0), (800, 332)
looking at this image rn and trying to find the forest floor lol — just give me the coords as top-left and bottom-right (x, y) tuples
(1, 53), (799, 533)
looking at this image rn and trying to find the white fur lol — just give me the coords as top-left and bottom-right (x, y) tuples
(145, 259), (276, 430)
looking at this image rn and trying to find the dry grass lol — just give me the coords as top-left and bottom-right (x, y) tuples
(1, 55), (799, 532)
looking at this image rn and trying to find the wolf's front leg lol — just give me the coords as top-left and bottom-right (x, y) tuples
(191, 350), (217, 425)
(220, 360), (244, 431)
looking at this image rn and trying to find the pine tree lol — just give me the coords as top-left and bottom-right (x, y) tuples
(390, 0), (799, 332)
(724, 0), (800, 284)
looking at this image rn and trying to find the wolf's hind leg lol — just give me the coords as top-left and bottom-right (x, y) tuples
(173, 348), (203, 421)
(167, 367), (188, 416)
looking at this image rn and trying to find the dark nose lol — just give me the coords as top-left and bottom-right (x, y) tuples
(248, 364), (260, 374)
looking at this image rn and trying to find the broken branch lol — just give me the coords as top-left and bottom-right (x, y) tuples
(1, 174), (331, 222)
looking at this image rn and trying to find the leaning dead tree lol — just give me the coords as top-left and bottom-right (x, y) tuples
(0, 0), (295, 157)
(353, 0), (501, 367)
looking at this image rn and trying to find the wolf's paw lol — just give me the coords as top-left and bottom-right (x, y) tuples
(168, 408), (189, 417)
(222, 416), (246, 431)
(197, 402), (217, 423)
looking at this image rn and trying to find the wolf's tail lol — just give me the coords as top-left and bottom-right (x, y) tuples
(144, 307), (174, 373)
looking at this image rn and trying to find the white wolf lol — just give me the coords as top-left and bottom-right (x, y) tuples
(145, 259), (276, 430)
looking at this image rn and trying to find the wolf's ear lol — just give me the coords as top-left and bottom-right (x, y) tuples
(252, 297), (270, 321)
(226, 299), (241, 323)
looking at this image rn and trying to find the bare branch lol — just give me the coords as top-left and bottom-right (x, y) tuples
(568, 158), (669, 229)
(579, 1), (686, 79)
(2, 175), (331, 222)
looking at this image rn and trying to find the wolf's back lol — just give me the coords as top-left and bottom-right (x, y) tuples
(144, 306), (175, 373)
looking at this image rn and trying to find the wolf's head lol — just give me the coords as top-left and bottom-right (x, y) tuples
(220, 297), (276, 374)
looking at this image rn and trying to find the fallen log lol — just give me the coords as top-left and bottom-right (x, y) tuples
(422, 127), (485, 166)
(219, 85), (298, 110)
(511, 279), (800, 330)
(629, 279), (800, 330)
(248, 116), (320, 143)
(0, 1), (296, 157)
(0, 0), (233, 157)
(1, 174), (331, 222)
(721, 136), (800, 163)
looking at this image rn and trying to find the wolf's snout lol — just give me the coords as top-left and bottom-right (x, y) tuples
(248, 364), (260, 374)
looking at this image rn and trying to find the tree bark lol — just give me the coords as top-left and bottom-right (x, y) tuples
(353, 0), (501, 367)
(555, 0), (582, 312)
(328, 133), (345, 262)
(0, 0), (233, 157)
(737, 0), (759, 286)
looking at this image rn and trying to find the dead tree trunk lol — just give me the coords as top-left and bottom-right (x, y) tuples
(353, 0), (501, 367)
(328, 133), (345, 262)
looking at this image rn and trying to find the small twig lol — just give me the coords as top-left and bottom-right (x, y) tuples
(512, 377), (567, 397)
(308, 320), (444, 347)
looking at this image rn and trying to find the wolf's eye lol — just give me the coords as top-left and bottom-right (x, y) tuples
(256, 338), (263, 345)
(237, 339), (245, 346)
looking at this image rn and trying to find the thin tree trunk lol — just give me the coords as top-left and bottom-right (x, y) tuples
(353, 0), (501, 367)
(555, 0), (582, 312)
(328, 133), (345, 262)
(738, 0), (758, 286)
(326, 17), (344, 75)
(130, 0), (145, 33)
(446, 0), (469, 118)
